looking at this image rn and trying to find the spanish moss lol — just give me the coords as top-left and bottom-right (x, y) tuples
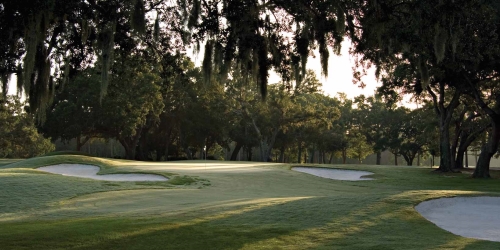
(132, 0), (146, 34)
(97, 22), (116, 101)
(16, 64), (23, 96)
(202, 40), (213, 85)
(433, 24), (447, 63)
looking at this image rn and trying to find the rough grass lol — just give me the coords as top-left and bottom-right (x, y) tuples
(1, 157), (500, 249)
(0, 159), (22, 167)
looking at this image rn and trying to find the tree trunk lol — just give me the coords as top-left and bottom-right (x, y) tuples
(455, 124), (488, 169)
(119, 139), (136, 160)
(402, 154), (411, 166)
(474, 143), (492, 178)
(394, 152), (398, 166)
(342, 149), (347, 164)
(76, 136), (82, 151)
(474, 119), (500, 178)
(279, 145), (285, 163)
(247, 147), (253, 161)
(329, 152), (334, 164)
(76, 135), (91, 151)
(465, 150), (468, 168)
(309, 145), (315, 163)
(455, 151), (464, 170)
(178, 130), (193, 159)
(264, 127), (281, 162)
(438, 117), (453, 171)
(297, 142), (302, 163)
(259, 140), (266, 161)
(427, 85), (461, 172)
(376, 151), (381, 165)
(230, 142), (243, 161)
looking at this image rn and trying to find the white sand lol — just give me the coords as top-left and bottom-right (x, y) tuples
(292, 167), (374, 181)
(415, 197), (500, 242)
(37, 164), (168, 182)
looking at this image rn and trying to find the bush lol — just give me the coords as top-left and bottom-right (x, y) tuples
(0, 96), (55, 158)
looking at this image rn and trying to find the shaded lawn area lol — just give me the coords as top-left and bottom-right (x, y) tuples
(1, 156), (500, 249)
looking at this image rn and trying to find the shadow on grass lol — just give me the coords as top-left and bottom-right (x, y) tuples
(2, 192), (500, 249)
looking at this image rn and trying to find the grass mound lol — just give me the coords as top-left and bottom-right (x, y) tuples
(3, 155), (117, 170)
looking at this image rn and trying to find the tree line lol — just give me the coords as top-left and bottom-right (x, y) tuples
(1, 0), (500, 177)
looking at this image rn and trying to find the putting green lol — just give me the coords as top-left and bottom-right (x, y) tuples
(1, 156), (500, 249)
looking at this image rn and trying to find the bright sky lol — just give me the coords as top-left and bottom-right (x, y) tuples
(271, 40), (380, 99)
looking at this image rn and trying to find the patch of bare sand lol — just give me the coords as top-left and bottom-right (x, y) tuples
(416, 197), (500, 242)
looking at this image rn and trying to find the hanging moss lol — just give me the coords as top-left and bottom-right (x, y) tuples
(1, 73), (8, 98)
(296, 28), (309, 82)
(81, 19), (90, 44)
(418, 58), (430, 89)
(213, 42), (223, 69)
(61, 57), (70, 92)
(16, 64), (23, 96)
(131, 0), (146, 34)
(433, 24), (447, 63)
(154, 16), (160, 40)
(32, 51), (51, 124)
(23, 16), (41, 96)
(97, 22), (116, 101)
(202, 40), (213, 85)
(258, 38), (269, 98)
(291, 55), (301, 87)
(336, 7), (346, 33)
(450, 33), (458, 60)
(48, 76), (55, 105)
(188, 0), (201, 28)
(319, 40), (329, 78)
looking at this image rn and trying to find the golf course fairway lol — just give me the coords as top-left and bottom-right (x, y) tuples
(1, 155), (500, 249)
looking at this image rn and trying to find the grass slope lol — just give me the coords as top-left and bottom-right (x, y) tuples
(1, 156), (500, 249)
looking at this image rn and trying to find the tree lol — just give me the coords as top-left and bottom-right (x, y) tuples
(41, 68), (101, 151)
(354, 94), (396, 165)
(350, 0), (500, 174)
(97, 53), (164, 160)
(332, 93), (354, 164)
(0, 96), (54, 158)
(0, 0), (181, 120)
(347, 130), (373, 164)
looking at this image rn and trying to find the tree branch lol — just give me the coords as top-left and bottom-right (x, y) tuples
(463, 73), (496, 117)
(426, 85), (440, 115)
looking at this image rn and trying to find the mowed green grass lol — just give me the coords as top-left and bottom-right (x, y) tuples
(1, 156), (500, 249)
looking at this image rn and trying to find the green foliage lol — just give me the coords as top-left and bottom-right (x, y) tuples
(168, 175), (197, 185)
(0, 96), (55, 158)
(1, 0), (166, 121)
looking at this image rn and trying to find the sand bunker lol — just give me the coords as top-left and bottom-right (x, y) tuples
(416, 197), (500, 242)
(292, 167), (373, 181)
(37, 164), (168, 182)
